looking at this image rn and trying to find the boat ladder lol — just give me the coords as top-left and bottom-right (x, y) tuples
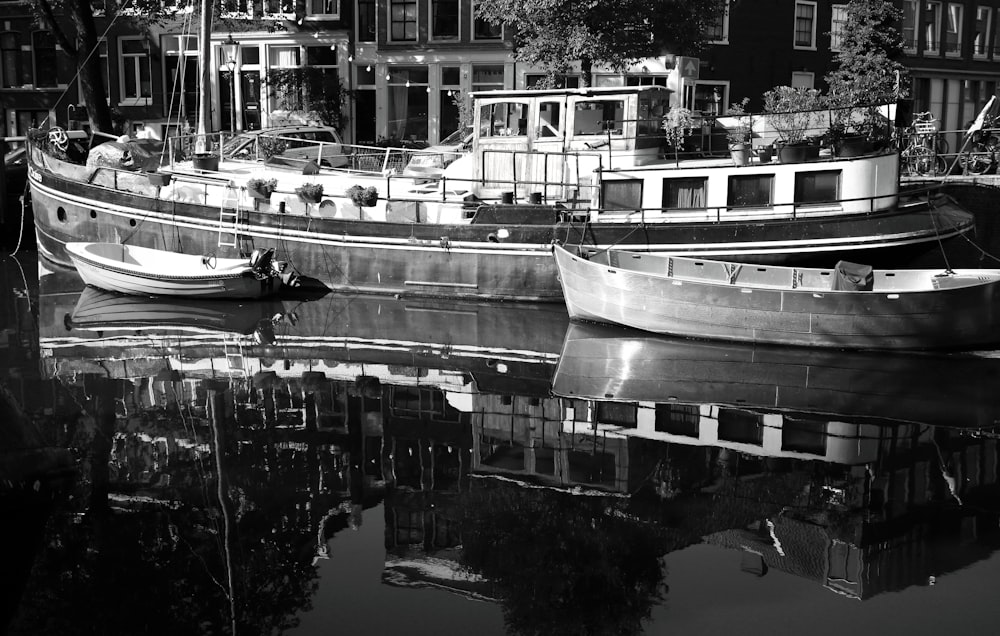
(218, 184), (242, 248)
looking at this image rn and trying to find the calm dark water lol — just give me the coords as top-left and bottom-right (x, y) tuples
(3, 249), (1000, 636)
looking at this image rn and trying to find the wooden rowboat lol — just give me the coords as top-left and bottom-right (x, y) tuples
(553, 244), (1000, 350)
(65, 242), (285, 299)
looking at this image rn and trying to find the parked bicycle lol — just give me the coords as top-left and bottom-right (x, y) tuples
(957, 116), (1000, 175)
(901, 112), (947, 177)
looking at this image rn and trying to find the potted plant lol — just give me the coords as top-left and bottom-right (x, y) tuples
(763, 86), (825, 163)
(147, 171), (172, 187)
(258, 135), (288, 161)
(725, 98), (752, 166)
(295, 182), (324, 204)
(346, 184), (379, 211)
(661, 106), (698, 166)
(247, 177), (277, 200)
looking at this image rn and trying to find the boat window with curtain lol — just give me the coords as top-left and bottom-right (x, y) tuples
(728, 174), (774, 207)
(603, 179), (643, 210)
(794, 170), (840, 204)
(663, 177), (707, 209)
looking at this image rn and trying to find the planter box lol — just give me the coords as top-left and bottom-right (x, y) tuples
(147, 172), (172, 187)
(297, 192), (322, 204)
(248, 187), (273, 201)
(777, 141), (818, 163)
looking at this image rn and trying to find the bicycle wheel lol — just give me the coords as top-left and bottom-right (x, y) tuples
(961, 151), (993, 175)
(905, 146), (934, 176)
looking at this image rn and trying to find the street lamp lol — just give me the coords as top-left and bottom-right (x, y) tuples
(221, 34), (240, 132)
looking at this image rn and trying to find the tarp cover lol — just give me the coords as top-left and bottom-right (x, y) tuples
(832, 260), (873, 291)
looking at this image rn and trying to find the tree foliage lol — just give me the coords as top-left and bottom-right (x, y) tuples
(476, 0), (727, 86)
(824, 0), (908, 106)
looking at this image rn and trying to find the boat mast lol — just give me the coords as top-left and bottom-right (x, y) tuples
(195, 0), (213, 154)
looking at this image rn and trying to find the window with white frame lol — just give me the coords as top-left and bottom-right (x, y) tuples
(794, 1), (817, 49)
(473, 1), (502, 40)
(975, 6), (992, 57)
(390, 0), (418, 41)
(791, 71), (814, 89)
(1, 32), (21, 88)
(831, 4), (848, 51)
(118, 37), (151, 104)
(432, 0), (460, 40)
(163, 34), (199, 121)
(925, 1), (942, 54)
(902, 0), (918, 51)
(33, 31), (57, 88)
(306, 0), (339, 17)
(945, 2), (963, 55)
(263, 0), (295, 15)
(706, 0), (730, 44)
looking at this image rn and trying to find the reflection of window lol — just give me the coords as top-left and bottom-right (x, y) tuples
(794, 1), (817, 49)
(118, 37), (150, 103)
(831, 4), (848, 51)
(975, 6), (992, 57)
(432, 0), (460, 40)
(663, 177), (707, 209)
(925, 1), (942, 54)
(473, 1), (502, 40)
(945, 2), (963, 54)
(390, 0), (418, 41)
(596, 402), (637, 428)
(717, 409), (763, 445)
(902, 0), (918, 51)
(707, 0), (730, 43)
(782, 417), (828, 454)
(795, 170), (840, 203)
(1, 32), (21, 88)
(602, 179), (642, 210)
(654, 404), (700, 436)
(479, 101), (528, 137)
(728, 174), (774, 207)
(574, 100), (625, 135)
(33, 31), (58, 88)
(357, 0), (376, 42)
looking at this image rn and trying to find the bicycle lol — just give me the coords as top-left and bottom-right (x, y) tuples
(958, 117), (1000, 175)
(901, 112), (947, 177)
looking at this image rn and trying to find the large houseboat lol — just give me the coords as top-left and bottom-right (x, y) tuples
(28, 85), (972, 302)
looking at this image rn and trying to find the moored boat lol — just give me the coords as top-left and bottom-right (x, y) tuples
(65, 242), (286, 299)
(553, 243), (1000, 350)
(30, 85), (975, 302)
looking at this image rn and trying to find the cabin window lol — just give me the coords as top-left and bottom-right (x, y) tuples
(538, 101), (563, 137)
(638, 92), (669, 134)
(794, 170), (840, 203)
(603, 179), (643, 210)
(479, 101), (528, 137)
(728, 174), (774, 207)
(574, 100), (625, 135)
(663, 177), (707, 209)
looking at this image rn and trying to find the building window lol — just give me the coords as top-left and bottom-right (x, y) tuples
(831, 4), (848, 51)
(945, 3), (963, 55)
(33, 31), (58, 88)
(1, 32), (21, 88)
(794, 1), (817, 49)
(706, 0), (730, 44)
(925, 1), (942, 55)
(975, 6), (992, 57)
(306, 0), (339, 17)
(472, 64), (505, 92)
(264, 0), (294, 14)
(390, 0), (418, 41)
(387, 66), (429, 141)
(902, 1), (919, 51)
(432, 0), (460, 40)
(794, 170), (841, 204)
(118, 37), (151, 104)
(164, 35), (199, 123)
(728, 174), (774, 207)
(439, 65), (462, 140)
(663, 177), (707, 209)
(473, 1), (502, 40)
(602, 179), (643, 210)
(791, 71), (814, 89)
(526, 73), (579, 89)
(357, 0), (376, 42)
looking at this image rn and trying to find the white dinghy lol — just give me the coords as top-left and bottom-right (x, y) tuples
(65, 243), (286, 299)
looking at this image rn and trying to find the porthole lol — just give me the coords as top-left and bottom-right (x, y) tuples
(90, 210), (97, 219)
(129, 219), (136, 227)
(56, 207), (67, 222)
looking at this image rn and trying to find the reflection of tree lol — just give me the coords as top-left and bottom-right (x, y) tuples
(6, 375), (378, 635)
(459, 481), (668, 636)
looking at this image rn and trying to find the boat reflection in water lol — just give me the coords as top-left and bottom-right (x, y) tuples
(16, 274), (1000, 632)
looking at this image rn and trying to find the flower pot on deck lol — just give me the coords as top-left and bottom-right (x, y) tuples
(147, 172), (172, 187)
(836, 134), (872, 157)
(729, 143), (750, 166)
(777, 141), (816, 163)
(193, 153), (220, 172)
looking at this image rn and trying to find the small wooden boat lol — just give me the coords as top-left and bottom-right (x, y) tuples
(65, 242), (285, 299)
(553, 244), (1000, 350)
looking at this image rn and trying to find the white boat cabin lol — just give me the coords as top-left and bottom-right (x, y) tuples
(461, 85), (899, 222)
